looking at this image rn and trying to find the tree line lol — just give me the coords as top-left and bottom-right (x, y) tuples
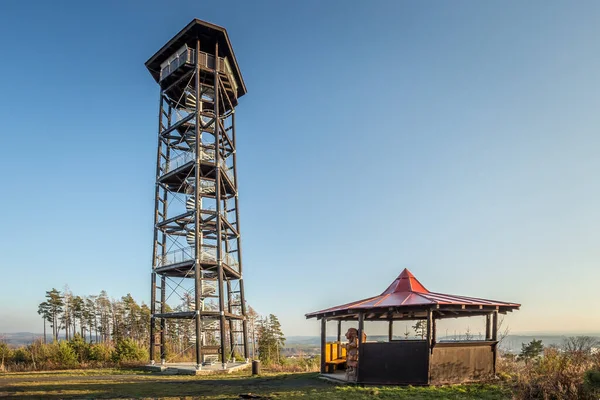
(35, 287), (286, 366)
(37, 288), (150, 345)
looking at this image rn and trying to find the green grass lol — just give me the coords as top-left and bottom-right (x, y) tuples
(0, 368), (151, 378)
(0, 369), (511, 399)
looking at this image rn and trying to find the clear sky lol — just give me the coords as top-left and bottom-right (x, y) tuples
(0, 1), (599, 337)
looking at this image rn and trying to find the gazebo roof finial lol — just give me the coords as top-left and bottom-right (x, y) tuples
(381, 268), (429, 295)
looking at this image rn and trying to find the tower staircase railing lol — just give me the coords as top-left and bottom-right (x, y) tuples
(157, 246), (239, 272)
(159, 46), (238, 96)
(161, 148), (216, 174)
(160, 150), (234, 184)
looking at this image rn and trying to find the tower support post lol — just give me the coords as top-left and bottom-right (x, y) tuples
(193, 38), (204, 370)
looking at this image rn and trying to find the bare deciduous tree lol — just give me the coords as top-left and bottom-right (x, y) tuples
(563, 336), (599, 355)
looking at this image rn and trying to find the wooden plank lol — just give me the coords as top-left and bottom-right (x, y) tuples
(320, 318), (326, 373)
(430, 342), (494, 384)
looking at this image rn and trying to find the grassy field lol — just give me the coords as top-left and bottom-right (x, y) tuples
(0, 369), (510, 399)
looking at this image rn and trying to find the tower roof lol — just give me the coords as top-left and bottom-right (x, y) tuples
(306, 268), (520, 320)
(145, 19), (247, 97)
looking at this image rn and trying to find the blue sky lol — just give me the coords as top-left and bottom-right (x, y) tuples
(0, 1), (599, 336)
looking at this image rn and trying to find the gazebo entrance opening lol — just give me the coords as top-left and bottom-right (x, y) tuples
(306, 269), (520, 385)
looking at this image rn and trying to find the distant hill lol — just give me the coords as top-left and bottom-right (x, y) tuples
(285, 334), (600, 355)
(0, 332), (51, 347)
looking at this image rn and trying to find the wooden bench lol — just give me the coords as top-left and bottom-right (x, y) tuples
(325, 342), (346, 373)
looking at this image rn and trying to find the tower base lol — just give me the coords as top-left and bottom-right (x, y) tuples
(145, 361), (250, 376)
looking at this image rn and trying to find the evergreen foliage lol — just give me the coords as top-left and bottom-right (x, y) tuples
(412, 320), (427, 339)
(112, 338), (148, 363)
(519, 339), (544, 363)
(55, 341), (78, 368)
(257, 314), (286, 365)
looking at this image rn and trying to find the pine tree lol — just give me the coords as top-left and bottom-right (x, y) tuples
(84, 296), (98, 343)
(96, 291), (111, 343)
(268, 314), (285, 363)
(257, 314), (286, 365)
(62, 286), (73, 341)
(37, 302), (52, 344)
(72, 296), (85, 338)
(139, 303), (151, 345)
(121, 294), (141, 341)
(412, 320), (427, 339)
(45, 288), (64, 341)
(257, 317), (271, 364)
(111, 298), (126, 342)
(519, 339), (544, 364)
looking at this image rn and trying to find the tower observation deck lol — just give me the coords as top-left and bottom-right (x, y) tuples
(145, 19), (249, 370)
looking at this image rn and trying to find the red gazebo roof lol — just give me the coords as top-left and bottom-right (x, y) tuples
(306, 268), (520, 320)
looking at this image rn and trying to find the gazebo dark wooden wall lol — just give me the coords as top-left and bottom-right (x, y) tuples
(306, 269), (520, 385)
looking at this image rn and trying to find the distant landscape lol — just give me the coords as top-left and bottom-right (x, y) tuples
(4, 332), (598, 356)
(283, 334), (600, 355)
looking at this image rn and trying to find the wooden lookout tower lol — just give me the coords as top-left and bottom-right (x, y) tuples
(306, 268), (520, 385)
(146, 19), (249, 370)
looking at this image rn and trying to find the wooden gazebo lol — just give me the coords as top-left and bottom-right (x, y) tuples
(305, 269), (520, 385)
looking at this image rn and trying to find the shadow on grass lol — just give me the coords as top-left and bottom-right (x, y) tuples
(1, 372), (332, 399)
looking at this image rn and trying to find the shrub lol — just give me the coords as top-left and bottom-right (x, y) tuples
(112, 339), (147, 363)
(508, 346), (600, 400)
(11, 347), (31, 364)
(28, 340), (54, 364)
(25, 340), (60, 370)
(584, 368), (600, 396)
(0, 342), (11, 371)
(89, 343), (113, 363)
(297, 356), (320, 372)
(53, 341), (78, 368)
(68, 335), (91, 363)
(263, 356), (320, 373)
(232, 351), (246, 362)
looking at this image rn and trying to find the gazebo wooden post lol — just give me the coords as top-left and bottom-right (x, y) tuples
(357, 312), (364, 382)
(485, 313), (492, 340)
(320, 317), (326, 374)
(491, 311), (498, 341)
(336, 320), (342, 359)
(492, 310), (498, 375)
(388, 320), (393, 341)
(426, 308), (433, 383)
